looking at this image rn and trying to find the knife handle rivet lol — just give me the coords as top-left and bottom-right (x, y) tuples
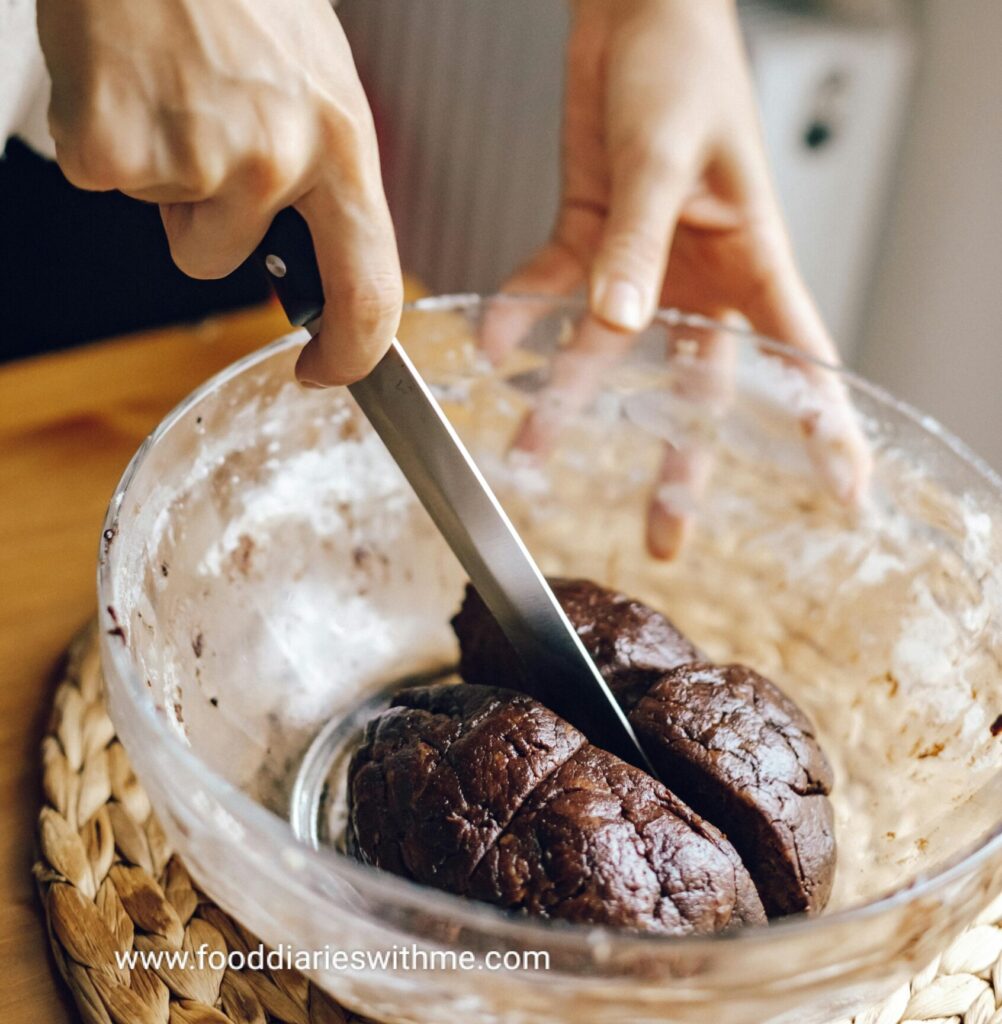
(264, 254), (287, 278)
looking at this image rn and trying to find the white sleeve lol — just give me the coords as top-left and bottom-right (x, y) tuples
(1, 0), (56, 159)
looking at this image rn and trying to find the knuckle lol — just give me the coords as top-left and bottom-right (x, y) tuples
(315, 101), (379, 185)
(174, 148), (225, 202)
(242, 145), (299, 202)
(617, 135), (690, 184)
(55, 148), (104, 191)
(242, 151), (283, 199)
(649, 142), (694, 181)
(600, 229), (664, 275)
(53, 83), (149, 192)
(153, 109), (229, 200)
(316, 103), (359, 161)
(342, 275), (404, 337)
(55, 133), (119, 191)
(58, 126), (148, 192)
(319, 100), (368, 148)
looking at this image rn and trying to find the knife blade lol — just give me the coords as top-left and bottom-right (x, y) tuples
(253, 208), (654, 774)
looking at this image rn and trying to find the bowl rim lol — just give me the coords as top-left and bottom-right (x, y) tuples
(97, 294), (1002, 955)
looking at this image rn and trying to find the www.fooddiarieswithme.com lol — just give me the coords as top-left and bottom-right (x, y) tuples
(114, 943), (551, 974)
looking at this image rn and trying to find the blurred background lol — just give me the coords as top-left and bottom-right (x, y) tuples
(2, 0), (1000, 467)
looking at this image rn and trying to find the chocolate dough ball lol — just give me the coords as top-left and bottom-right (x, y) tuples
(346, 684), (583, 891)
(450, 578), (837, 918)
(631, 663), (836, 917)
(347, 684), (766, 935)
(452, 577), (701, 710)
(469, 740), (766, 933)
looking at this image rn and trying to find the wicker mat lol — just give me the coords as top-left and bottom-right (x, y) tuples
(34, 623), (1002, 1024)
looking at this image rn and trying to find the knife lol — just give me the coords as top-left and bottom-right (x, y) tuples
(253, 208), (654, 774)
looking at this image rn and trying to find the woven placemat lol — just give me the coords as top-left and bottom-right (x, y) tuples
(34, 623), (1002, 1024)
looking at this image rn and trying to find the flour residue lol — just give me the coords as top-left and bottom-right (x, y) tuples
(110, 320), (1002, 914)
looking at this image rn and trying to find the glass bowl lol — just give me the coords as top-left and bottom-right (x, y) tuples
(98, 296), (1002, 1024)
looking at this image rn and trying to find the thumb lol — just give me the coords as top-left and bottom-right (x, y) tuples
(293, 181), (403, 387)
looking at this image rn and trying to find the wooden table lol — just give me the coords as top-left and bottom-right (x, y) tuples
(0, 303), (293, 1023)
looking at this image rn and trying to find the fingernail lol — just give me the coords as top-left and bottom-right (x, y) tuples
(594, 277), (646, 332)
(298, 378), (326, 390)
(647, 510), (687, 560)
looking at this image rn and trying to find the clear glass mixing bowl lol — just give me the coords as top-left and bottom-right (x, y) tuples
(99, 296), (1002, 1024)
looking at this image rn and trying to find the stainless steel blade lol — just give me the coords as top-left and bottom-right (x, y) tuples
(252, 210), (649, 769)
(347, 338), (655, 774)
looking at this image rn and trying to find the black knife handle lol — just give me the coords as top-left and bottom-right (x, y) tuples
(253, 207), (325, 328)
